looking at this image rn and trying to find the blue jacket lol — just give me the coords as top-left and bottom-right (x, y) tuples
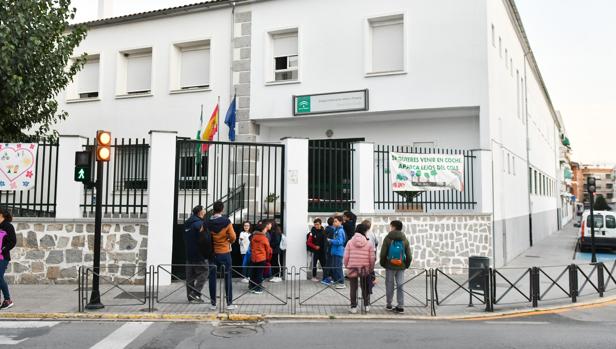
(329, 226), (346, 257)
(183, 214), (204, 263)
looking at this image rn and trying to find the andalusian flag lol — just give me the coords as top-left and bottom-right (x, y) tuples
(195, 105), (204, 164)
(201, 103), (219, 152)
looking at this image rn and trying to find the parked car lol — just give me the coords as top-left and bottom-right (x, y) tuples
(578, 210), (616, 251)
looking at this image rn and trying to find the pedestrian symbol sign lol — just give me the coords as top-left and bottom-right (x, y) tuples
(74, 166), (90, 183)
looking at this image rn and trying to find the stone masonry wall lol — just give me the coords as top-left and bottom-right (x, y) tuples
(5, 218), (148, 284)
(308, 213), (492, 269)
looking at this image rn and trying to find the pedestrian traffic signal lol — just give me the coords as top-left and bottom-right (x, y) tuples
(587, 176), (596, 193)
(74, 151), (92, 183)
(96, 130), (112, 162)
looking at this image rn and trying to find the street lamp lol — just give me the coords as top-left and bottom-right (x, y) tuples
(86, 130), (112, 310)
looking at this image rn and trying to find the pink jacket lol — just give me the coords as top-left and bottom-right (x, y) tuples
(343, 233), (375, 276)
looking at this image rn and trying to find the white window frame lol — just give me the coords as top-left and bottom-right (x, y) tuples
(65, 53), (102, 103)
(265, 28), (300, 85)
(116, 47), (153, 99)
(170, 38), (212, 94)
(365, 13), (406, 77)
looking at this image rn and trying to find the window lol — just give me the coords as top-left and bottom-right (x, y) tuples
(528, 167), (532, 193)
(115, 144), (149, 190)
(608, 193), (614, 200)
(534, 170), (538, 194)
(491, 24), (495, 47)
(607, 215), (616, 228)
(368, 14), (404, 74)
(171, 40), (211, 91)
(520, 77), (525, 120)
(117, 48), (153, 96)
(179, 154), (209, 190)
(516, 70), (520, 119)
(587, 214), (604, 229)
(505, 49), (509, 68)
(607, 183), (613, 189)
(607, 174), (612, 179)
(77, 55), (100, 99)
(498, 37), (502, 57)
(271, 30), (298, 82)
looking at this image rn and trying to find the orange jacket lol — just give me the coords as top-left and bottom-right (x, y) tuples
(205, 215), (237, 254)
(250, 231), (272, 263)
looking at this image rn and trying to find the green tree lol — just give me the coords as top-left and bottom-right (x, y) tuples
(0, 0), (87, 141)
(594, 195), (611, 211)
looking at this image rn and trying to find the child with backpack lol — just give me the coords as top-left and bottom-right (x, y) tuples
(379, 220), (412, 313)
(307, 218), (327, 281)
(249, 221), (272, 294)
(343, 224), (375, 314)
(320, 217), (336, 285)
(327, 216), (346, 289)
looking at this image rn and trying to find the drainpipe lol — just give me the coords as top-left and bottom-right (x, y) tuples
(523, 53), (532, 246)
(230, 1), (237, 99)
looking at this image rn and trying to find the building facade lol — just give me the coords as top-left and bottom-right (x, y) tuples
(581, 166), (616, 204)
(52, 0), (566, 266)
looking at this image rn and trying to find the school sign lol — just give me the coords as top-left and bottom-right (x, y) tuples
(389, 152), (465, 192)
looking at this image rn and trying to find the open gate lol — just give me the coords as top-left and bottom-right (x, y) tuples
(171, 139), (285, 276)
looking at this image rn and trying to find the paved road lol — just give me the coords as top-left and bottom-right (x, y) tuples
(2, 302), (616, 349)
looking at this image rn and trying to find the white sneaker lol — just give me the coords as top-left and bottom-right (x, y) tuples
(209, 304), (217, 311)
(270, 277), (283, 283)
(365, 306), (371, 313)
(311, 277), (320, 282)
(335, 283), (346, 289)
(241, 278), (250, 283)
(349, 307), (358, 314)
(226, 304), (237, 310)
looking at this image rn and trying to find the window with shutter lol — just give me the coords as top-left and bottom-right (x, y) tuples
(272, 31), (298, 82)
(369, 15), (404, 74)
(180, 46), (210, 89)
(126, 51), (152, 94)
(78, 56), (100, 98)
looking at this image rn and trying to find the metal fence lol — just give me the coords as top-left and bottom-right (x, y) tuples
(374, 145), (477, 212)
(81, 138), (149, 217)
(76, 261), (616, 316)
(0, 140), (59, 217)
(174, 139), (284, 225)
(308, 140), (355, 212)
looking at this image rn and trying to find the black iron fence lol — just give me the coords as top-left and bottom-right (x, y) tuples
(308, 140), (355, 212)
(81, 138), (149, 217)
(374, 145), (477, 212)
(0, 140), (59, 217)
(174, 139), (284, 225)
(76, 261), (616, 316)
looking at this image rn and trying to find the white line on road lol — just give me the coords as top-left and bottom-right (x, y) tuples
(484, 321), (550, 325)
(0, 321), (59, 329)
(90, 322), (153, 349)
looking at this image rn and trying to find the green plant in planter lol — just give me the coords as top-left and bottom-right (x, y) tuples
(265, 193), (279, 203)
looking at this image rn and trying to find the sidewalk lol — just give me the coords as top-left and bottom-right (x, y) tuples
(506, 222), (579, 268)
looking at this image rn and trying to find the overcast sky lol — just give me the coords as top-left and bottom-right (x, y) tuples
(71, 0), (615, 165)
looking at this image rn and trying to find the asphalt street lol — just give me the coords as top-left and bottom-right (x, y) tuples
(2, 302), (616, 349)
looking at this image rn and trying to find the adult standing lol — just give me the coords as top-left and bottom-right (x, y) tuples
(379, 220), (412, 313)
(183, 205), (208, 303)
(0, 208), (16, 310)
(205, 201), (237, 311)
(268, 220), (283, 283)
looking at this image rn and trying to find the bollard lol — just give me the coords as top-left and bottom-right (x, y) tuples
(597, 262), (605, 298)
(531, 267), (540, 307)
(569, 264), (578, 303)
(484, 268), (493, 312)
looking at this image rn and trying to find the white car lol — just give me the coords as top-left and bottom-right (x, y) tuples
(578, 210), (616, 251)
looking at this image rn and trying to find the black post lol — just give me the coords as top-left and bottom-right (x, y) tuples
(86, 158), (104, 310)
(531, 267), (540, 308)
(569, 264), (578, 303)
(589, 192), (597, 263)
(597, 262), (605, 298)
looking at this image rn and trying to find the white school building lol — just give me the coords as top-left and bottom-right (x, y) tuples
(2, 0), (574, 285)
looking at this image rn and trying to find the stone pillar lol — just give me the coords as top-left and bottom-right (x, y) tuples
(233, 10), (257, 142)
(282, 138), (309, 279)
(55, 135), (87, 219)
(352, 142), (375, 214)
(146, 131), (177, 286)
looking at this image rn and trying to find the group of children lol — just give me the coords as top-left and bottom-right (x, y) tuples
(238, 219), (286, 294)
(307, 212), (412, 314)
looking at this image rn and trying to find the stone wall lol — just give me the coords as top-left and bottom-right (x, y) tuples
(5, 218), (148, 284)
(308, 213), (492, 269)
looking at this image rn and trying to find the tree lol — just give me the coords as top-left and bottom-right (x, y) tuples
(0, 0), (87, 141)
(594, 194), (611, 211)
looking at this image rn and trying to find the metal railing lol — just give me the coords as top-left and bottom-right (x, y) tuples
(81, 138), (149, 217)
(374, 145), (477, 212)
(0, 140), (59, 217)
(76, 261), (616, 316)
(308, 140), (355, 212)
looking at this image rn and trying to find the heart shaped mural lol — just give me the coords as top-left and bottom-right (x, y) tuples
(0, 143), (38, 191)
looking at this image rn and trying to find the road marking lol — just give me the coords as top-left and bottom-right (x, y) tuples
(484, 321), (550, 325)
(0, 321), (59, 329)
(0, 321), (60, 345)
(90, 322), (153, 349)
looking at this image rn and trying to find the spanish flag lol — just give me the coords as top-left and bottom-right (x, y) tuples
(201, 103), (219, 152)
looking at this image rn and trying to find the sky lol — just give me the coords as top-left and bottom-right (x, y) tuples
(70, 0), (616, 165)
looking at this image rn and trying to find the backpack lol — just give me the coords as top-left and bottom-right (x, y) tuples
(0, 230), (6, 261)
(387, 240), (406, 267)
(198, 227), (213, 260)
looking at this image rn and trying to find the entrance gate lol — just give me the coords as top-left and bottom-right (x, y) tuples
(171, 139), (285, 276)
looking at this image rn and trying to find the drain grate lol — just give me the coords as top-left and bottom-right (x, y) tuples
(211, 326), (258, 339)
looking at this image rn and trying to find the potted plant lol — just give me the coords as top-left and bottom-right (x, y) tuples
(264, 193), (280, 214)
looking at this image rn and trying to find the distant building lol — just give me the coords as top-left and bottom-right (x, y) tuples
(581, 166), (616, 204)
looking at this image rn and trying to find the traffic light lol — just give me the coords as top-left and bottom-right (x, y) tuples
(96, 130), (112, 162)
(74, 151), (92, 183)
(587, 176), (596, 193)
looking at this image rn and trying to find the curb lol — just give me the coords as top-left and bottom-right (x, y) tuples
(1, 295), (615, 322)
